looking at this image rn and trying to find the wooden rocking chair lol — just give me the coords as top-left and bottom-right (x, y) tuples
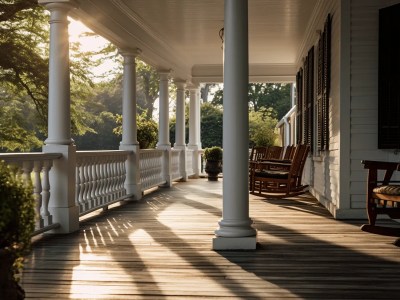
(360, 160), (400, 243)
(250, 144), (310, 198)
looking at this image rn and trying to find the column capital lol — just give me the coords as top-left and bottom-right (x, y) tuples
(118, 48), (142, 58)
(187, 83), (200, 91)
(174, 79), (186, 90)
(39, 0), (78, 10)
(158, 69), (172, 80)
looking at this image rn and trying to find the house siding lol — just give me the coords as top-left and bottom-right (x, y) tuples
(296, 0), (400, 219)
(349, 0), (400, 217)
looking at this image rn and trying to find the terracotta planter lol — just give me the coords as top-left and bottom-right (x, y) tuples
(205, 160), (222, 181)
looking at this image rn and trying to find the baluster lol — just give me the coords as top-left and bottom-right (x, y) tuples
(110, 156), (116, 200)
(104, 158), (111, 203)
(41, 160), (52, 226)
(99, 160), (106, 205)
(33, 161), (44, 229)
(21, 161), (32, 184)
(111, 156), (118, 200)
(86, 157), (94, 208)
(93, 156), (100, 207)
(82, 161), (89, 211)
(120, 156), (127, 196)
(75, 160), (83, 211)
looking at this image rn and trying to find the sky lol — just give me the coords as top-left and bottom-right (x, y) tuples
(68, 18), (117, 80)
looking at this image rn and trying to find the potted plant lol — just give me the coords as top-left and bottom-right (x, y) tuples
(0, 161), (35, 300)
(204, 146), (223, 181)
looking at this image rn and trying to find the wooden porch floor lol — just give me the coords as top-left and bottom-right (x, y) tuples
(21, 178), (400, 299)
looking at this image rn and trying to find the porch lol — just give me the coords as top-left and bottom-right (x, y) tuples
(21, 178), (400, 299)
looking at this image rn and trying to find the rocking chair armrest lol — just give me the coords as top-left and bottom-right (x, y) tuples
(260, 158), (292, 164)
(256, 160), (292, 170)
(361, 160), (400, 171)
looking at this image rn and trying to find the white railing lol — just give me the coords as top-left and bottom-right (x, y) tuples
(76, 150), (131, 216)
(171, 149), (182, 181)
(139, 149), (165, 191)
(186, 149), (194, 177)
(0, 152), (62, 235)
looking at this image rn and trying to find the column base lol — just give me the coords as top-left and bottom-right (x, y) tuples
(212, 236), (257, 250)
(48, 206), (79, 234)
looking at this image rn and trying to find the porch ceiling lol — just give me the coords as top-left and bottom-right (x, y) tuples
(72, 0), (318, 83)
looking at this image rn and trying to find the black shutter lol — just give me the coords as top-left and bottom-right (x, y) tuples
(306, 47), (314, 149)
(296, 69), (303, 144)
(379, 4), (400, 149)
(316, 14), (331, 151)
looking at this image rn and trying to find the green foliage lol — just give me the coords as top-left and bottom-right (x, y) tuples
(0, 160), (35, 279)
(204, 146), (223, 161)
(114, 112), (158, 149)
(0, 2), (116, 151)
(251, 83), (291, 120)
(0, 93), (42, 151)
(211, 83), (291, 120)
(73, 111), (120, 150)
(0, 1), (49, 128)
(249, 108), (278, 147)
(201, 103), (223, 148)
(136, 60), (160, 120)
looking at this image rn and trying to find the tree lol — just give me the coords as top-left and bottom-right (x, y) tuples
(211, 83), (291, 120)
(136, 60), (159, 120)
(0, 0), (49, 130)
(0, 1), (113, 152)
(114, 113), (158, 149)
(249, 108), (278, 147)
(200, 103), (223, 148)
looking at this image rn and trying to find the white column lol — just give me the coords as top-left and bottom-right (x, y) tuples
(42, 1), (74, 146)
(188, 85), (202, 177)
(174, 80), (188, 181)
(157, 70), (172, 186)
(174, 80), (186, 148)
(40, 0), (79, 233)
(213, 0), (257, 250)
(119, 49), (142, 200)
(157, 71), (171, 149)
(120, 49), (141, 146)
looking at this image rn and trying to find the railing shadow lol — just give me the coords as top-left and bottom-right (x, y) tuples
(21, 179), (400, 299)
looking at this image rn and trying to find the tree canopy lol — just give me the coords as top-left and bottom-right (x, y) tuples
(211, 83), (291, 120)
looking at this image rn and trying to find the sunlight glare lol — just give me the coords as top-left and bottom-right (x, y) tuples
(68, 18), (118, 80)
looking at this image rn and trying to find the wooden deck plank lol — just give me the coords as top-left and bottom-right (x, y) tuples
(21, 179), (400, 299)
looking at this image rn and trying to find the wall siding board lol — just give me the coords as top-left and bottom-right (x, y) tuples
(297, 0), (400, 218)
(349, 0), (400, 215)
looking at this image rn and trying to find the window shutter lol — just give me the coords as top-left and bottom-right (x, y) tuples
(306, 47), (314, 150)
(316, 14), (331, 151)
(296, 69), (303, 144)
(378, 4), (400, 149)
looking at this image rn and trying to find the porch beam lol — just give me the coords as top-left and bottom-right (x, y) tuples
(213, 0), (257, 250)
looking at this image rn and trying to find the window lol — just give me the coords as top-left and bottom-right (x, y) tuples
(378, 4), (400, 149)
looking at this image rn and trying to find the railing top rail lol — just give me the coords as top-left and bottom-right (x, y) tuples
(76, 150), (132, 157)
(0, 152), (62, 162)
(139, 149), (164, 154)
